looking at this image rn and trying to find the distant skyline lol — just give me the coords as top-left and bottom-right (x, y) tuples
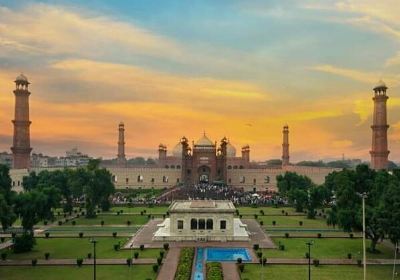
(0, 0), (399, 161)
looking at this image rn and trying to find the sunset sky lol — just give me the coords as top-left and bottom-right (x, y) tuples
(0, 0), (399, 162)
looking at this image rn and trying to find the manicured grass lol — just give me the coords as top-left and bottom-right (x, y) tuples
(110, 206), (169, 214)
(237, 206), (299, 215)
(258, 215), (329, 228)
(0, 265), (157, 280)
(62, 215), (150, 226)
(0, 237), (162, 260)
(265, 238), (394, 259)
(240, 264), (395, 280)
(46, 226), (140, 235)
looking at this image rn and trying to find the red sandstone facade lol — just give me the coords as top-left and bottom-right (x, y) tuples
(117, 122), (127, 167)
(282, 125), (289, 166)
(370, 81), (390, 170)
(11, 74), (32, 169)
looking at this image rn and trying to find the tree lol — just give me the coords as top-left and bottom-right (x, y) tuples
(277, 172), (315, 212)
(0, 165), (16, 231)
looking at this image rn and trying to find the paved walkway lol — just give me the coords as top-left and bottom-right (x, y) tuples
(222, 263), (240, 280)
(0, 240), (12, 250)
(0, 258), (157, 266)
(157, 247), (180, 280)
(243, 219), (276, 249)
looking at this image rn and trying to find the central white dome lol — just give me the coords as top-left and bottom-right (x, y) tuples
(195, 133), (214, 146)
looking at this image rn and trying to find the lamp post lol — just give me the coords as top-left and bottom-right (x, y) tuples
(306, 241), (314, 280)
(90, 238), (97, 280)
(357, 192), (368, 280)
(393, 242), (399, 280)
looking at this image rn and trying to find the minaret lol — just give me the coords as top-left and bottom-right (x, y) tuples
(370, 80), (390, 170)
(11, 74), (32, 169)
(117, 122), (127, 167)
(282, 125), (289, 166)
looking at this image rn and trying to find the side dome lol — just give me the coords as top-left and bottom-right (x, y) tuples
(15, 73), (29, 84)
(172, 142), (182, 158)
(226, 142), (236, 157)
(195, 133), (214, 146)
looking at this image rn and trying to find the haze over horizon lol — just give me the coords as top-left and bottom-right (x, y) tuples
(1, 0), (400, 162)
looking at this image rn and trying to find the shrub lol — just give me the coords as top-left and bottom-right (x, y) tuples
(101, 220), (105, 226)
(299, 221), (303, 226)
(11, 232), (16, 238)
(13, 234), (35, 253)
(257, 251), (262, 258)
(152, 264), (159, 273)
(157, 257), (162, 265)
(262, 257), (267, 265)
(32, 259), (37, 266)
(127, 220), (131, 226)
(140, 211), (144, 216)
(134, 252), (139, 259)
(126, 258), (132, 266)
(281, 210), (285, 214)
(174, 247), (194, 280)
(143, 210), (147, 213)
(349, 233), (354, 238)
(114, 244), (120, 251)
(57, 211), (60, 216)
(87, 253), (92, 259)
(313, 259), (320, 267)
(254, 214), (258, 219)
(206, 262), (223, 280)
(239, 215), (243, 219)
(0, 237), (4, 242)
(260, 210), (264, 215)
(140, 244), (145, 251)
(253, 244), (259, 251)
(272, 221), (276, 226)
(72, 221), (76, 226)
(357, 259), (362, 267)
(159, 251), (165, 258)
(279, 244), (285, 251)
(163, 243), (169, 250)
(63, 214), (67, 218)
(45, 252), (50, 260)
(347, 253), (352, 259)
(120, 210), (124, 214)
(259, 220), (264, 226)
(317, 233), (322, 238)
(1, 252), (6, 260)
(238, 264), (245, 272)
(45, 232), (50, 238)
(235, 209), (239, 216)
(285, 212), (288, 216)
(284, 233), (289, 238)
(79, 232), (84, 238)
(305, 252), (310, 259)
(65, 218), (69, 223)
(117, 211), (120, 216)
(76, 258), (83, 267)
(58, 221), (62, 226)
(43, 220), (48, 225)
(237, 258), (242, 264)
(112, 232), (117, 238)
(163, 214), (166, 219)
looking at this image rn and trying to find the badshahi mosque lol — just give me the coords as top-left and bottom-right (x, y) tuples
(8, 74), (391, 192)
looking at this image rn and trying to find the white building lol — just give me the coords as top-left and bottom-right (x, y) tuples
(153, 200), (249, 242)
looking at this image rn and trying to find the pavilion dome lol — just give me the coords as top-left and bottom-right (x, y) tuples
(195, 133), (214, 146)
(226, 141), (236, 157)
(15, 74), (28, 83)
(172, 142), (182, 157)
(374, 80), (387, 89)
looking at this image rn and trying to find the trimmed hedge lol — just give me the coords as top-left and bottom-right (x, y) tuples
(174, 247), (195, 280)
(206, 262), (223, 280)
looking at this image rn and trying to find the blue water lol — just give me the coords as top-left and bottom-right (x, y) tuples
(206, 248), (251, 262)
(192, 248), (205, 280)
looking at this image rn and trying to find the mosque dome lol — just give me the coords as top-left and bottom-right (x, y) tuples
(195, 133), (214, 146)
(172, 142), (182, 157)
(226, 141), (236, 157)
(374, 80), (387, 90)
(15, 74), (28, 83)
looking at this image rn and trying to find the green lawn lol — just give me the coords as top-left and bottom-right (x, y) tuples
(45, 226), (140, 235)
(240, 264), (395, 280)
(265, 238), (394, 259)
(0, 265), (157, 280)
(258, 215), (329, 228)
(62, 215), (150, 226)
(0, 237), (163, 259)
(237, 206), (300, 215)
(110, 206), (169, 214)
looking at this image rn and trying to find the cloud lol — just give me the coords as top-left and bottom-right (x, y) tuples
(0, 4), (182, 59)
(310, 64), (400, 86)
